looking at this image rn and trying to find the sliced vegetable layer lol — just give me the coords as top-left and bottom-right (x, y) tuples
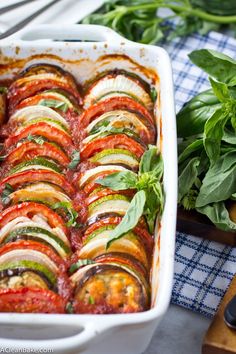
(0, 63), (162, 315)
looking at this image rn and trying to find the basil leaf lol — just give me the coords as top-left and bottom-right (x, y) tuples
(209, 78), (230, 102)
(0, 87), (7, 94)
(203, 108), (228, 163)
(139, 145), (162, 176)
(178, 139), (203, 164)
(140, 22), (163, 45)
(52, 201), (79, 227)
(231, 193), (236, 201)
(96, 171), (137, 191)
(178, 157), (200, 204)
(150, 86), (157, 102)
(69, 259), (95, 274)
(27, 134), (45, 145)
(90, 120), (109, 135)
(39, 99), (69, 113)
(1, 183), (14, 205)
(177, 89), (221, 138)
(144, 181), (164, 233)
(196, 151), (236, 207)
(197, 202), (236, 232)
(222, 129), (236, 145)
(66, 302), (74, 314)
(106, 190), (146, 249)
(88, 295), (95, 305)
(189, 49), (236, 86)
(68, 150), (80, 170)
(89, 125), (138, 140)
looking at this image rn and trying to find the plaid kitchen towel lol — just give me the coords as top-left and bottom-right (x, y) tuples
(163, 31), (236, 318)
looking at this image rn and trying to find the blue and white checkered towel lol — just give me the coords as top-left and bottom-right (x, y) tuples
(163, 31), (236, 318)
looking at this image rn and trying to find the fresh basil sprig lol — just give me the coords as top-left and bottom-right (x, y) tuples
(68, 150), (80, 170)
(52, 201), (79, 227)
(27, 134), (45, 145)
(0, 87), (7, 94)
(82, 0), (236, 45)
(39, 99), (69, 113)
(177, 49), (236, 232)
(96, 146), (164, 247)
(1, 183), (14, 205)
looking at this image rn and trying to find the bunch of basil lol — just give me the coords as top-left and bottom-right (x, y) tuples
(177, 49), (236, 232)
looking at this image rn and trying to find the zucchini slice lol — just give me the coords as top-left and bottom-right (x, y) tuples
(86, 110), (153, 144)
(88, 194), (130, 220)
(9, 106), (70, 131)
(8, 158), (62, 175)
(90, 148), (139, 170)
(0, 248), (58, 274)
(4, 227), (71, 258)
(8, 182), (71, 207)
(79, 227), (148, 269)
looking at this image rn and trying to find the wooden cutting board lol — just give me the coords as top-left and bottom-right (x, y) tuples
(177, 207), (236, 246)
(202, 275), (236, 354)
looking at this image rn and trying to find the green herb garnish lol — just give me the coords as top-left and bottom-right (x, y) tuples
(0, 87), (7, 94)
(69, 259), (95, 274)
(66, 302), (74, 314)
(27, 134), (45, 145)
(82, 0), (236, 45)
(1, 183), (14, 205)
(68, 150), (80, 170)
(39, 99), (69, 113)
(88, 296), (95, 305)
(96, 145), (164, 247)
(52, 201), (79, 227)
(177, 49), (236, 232)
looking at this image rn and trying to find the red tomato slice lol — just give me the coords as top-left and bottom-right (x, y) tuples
(0, 170), (75, 197)
(84, 216), (153, 256)
(86, 188), (134, 206)
(80, 134), (145, 160)
(5, 122), (73, 153)
(6, 141), (70, 167)
(79, 96), (154, 128)
(0, 240), (65, 269)
(0, 202), (67, 234)
(8, 79), (82, 115)
(81, 170), (119, 195)
(0, 288), (66, 313)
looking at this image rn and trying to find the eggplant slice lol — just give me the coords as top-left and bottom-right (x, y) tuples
(71, 263), (150, 314)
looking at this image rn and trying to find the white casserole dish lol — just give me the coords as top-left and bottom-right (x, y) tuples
(0, 24), (177, 354)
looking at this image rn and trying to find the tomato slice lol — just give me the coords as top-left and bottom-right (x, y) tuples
(86, 188), (134, 206)
(0, 288), (66, 313)
(0, 240), (65, 269)
(80, 134), (145, 160)
(0, 202), (67, 234)
(8, 79), (82, 115)
(6, 141), (70, 167)
(5, 122), (74, 153)
(79, 96), (154, 128)
(81, 170), (119, 195)
(0, 170), (75, 197)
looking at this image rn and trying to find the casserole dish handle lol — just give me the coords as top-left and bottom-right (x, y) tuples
(5, 23), (128, 43)
(0, 316), (113, 353)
